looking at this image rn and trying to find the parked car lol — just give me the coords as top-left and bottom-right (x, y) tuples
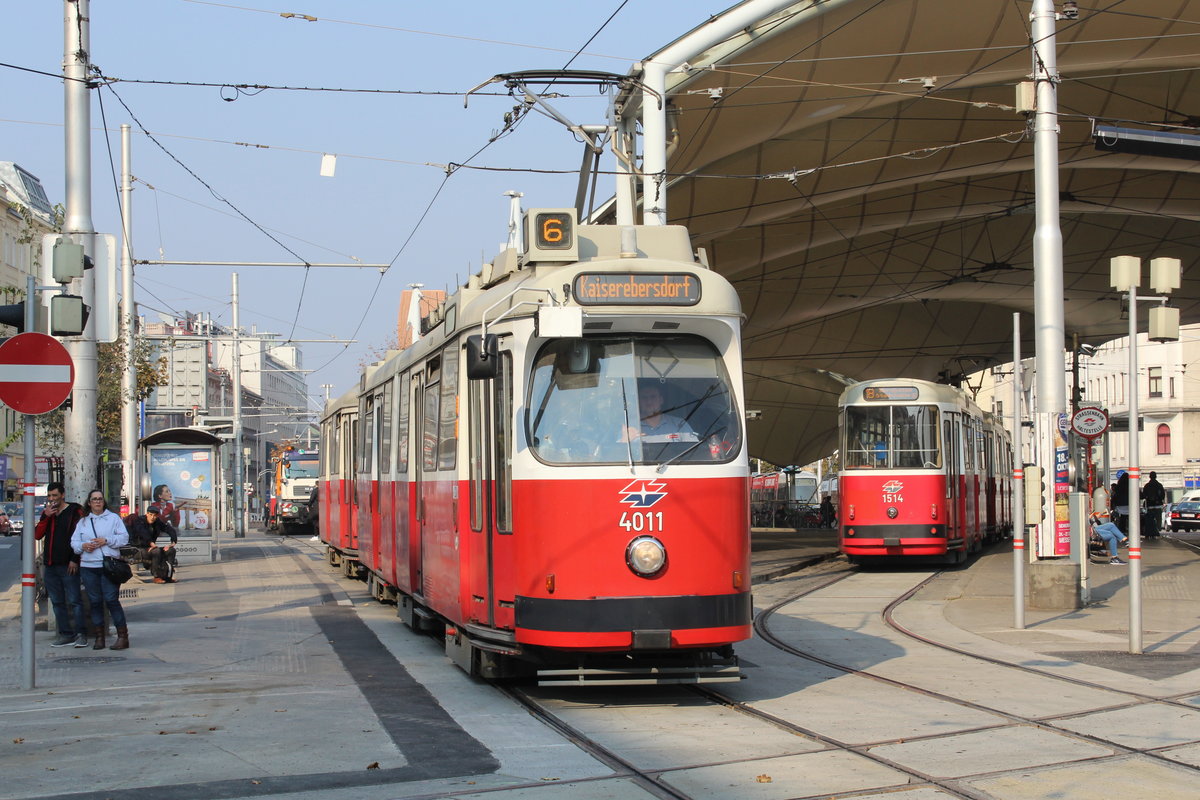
(0, 502), (23, 536)
(1168, 500), (1200, 532)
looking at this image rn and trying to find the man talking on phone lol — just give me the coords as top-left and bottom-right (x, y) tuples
(35, 483), (88, 647)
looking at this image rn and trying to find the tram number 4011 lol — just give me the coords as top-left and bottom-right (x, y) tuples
(619, 511), (664, 532)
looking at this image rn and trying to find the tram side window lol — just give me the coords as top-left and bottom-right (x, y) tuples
(438, 348), (459, 471)
(372, 393), (385, 487)
(468, 370), (485, 532)
(359, 394), (374, 475)
(347, 418), (358, 505)
(323, 420), (337, 477)
(494, 352), (513, 533)
(380, 380), (393, 474)
(422, 383), (439, 472)
(396, 374), (409, 474)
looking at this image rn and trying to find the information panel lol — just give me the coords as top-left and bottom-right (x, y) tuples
(574, 273), (701, 306)
(863, 386), (920, 402)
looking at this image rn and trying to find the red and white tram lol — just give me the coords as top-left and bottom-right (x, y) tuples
(318, 388), (359, 578)
(839, 378), (1013, 563)
(321, 208), (751, 684)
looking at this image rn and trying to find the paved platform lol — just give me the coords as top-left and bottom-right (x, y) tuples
(0, 527), (1196, 799)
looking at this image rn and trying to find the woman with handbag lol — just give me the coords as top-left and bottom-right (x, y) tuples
(72, 490), (131, 650)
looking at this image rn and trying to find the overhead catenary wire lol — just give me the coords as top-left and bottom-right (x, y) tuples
(100, 83), (311, 267)
(100, 81), (325, 344)
(132, 177), (369, 263)
(178, 0), (639, 64)
(307, 0), (638, 378)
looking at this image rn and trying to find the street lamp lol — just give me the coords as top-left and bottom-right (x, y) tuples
(1109, 255), (1180, 655)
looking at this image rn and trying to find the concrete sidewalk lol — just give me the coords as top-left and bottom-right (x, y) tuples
(0, 535), (552, 800)
(937, 534), (1200, 682)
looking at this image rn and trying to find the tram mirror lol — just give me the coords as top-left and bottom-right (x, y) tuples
(553, 339), (599, 389)
(466, 335), (499, 380)
(564, 339), (592, 374)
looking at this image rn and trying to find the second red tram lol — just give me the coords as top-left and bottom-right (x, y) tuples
(320, 208), (751, 685)
(839, 378), (1013, 563)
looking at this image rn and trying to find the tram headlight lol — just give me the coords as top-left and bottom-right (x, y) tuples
(887, 506), (899, 519)
(626, 535), (667, 577)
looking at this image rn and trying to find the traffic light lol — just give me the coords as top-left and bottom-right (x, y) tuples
(51, 238), (92, 283)
(1024, 465), (1045, 525)
(50, 295), (89, 336)
(0, 302), (26, 333)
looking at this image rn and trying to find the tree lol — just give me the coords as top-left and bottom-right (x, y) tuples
(357, 332), (400, 371)
(36, 331), (168, 452)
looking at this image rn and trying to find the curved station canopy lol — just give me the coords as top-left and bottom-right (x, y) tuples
(623, 0), (1200, 467)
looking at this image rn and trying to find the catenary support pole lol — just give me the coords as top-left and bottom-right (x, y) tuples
(639, 0), (800, 225)
(120, 124), (138, 512)
(1031, 0), (1067, 557)
(1012, 313), (1025, 629)
(1127, 288), (1142, 653)
(63, 0), (98, 498)
(63, 0), (98, 501)
(232, 274), (245, 538)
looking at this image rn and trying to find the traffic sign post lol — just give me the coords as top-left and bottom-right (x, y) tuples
(0, 332), (76, 415)
(1070, 406), (1109, 517)
(3, 326), (75, 692)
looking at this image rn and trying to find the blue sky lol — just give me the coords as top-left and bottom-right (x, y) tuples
(4, 0), (721, 412)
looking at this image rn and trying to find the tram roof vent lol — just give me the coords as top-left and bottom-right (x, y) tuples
(577, 224), (695, 263)
(480, 249), (520, 287)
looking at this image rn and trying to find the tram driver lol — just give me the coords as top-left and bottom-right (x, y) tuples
(621, 381), (699, 444)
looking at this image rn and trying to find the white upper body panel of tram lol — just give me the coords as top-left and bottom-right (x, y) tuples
(359, 216), (743, 393)
(839, 377), (980, 416)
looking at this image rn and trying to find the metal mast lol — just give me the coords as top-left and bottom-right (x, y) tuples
(63, 0), (98, 496)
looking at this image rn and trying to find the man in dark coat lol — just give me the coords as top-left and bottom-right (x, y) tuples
(1142, 471), (1167, 537)
(35, 482), (88, 647)
(125, 505), (178, 583)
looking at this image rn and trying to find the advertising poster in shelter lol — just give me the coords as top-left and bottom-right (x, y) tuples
(1054, 414), (1071, 556)
(148, 447), (213, 531)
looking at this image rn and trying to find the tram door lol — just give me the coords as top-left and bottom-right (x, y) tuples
(467, 373), (493, 625)
(466, 351), (513, 628)
(412, 370), (430, 598)
(944, 414), (961, 547)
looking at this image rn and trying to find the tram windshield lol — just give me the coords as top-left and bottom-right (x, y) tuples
(528, 335), (741, 466)
(844, 404), (940, 469)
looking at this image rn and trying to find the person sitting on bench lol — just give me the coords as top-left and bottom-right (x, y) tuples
(1089, 513), (1128, 566)
(126, 505), (178, 583)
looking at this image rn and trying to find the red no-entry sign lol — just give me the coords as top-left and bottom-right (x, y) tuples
(0, 333), (75, 415)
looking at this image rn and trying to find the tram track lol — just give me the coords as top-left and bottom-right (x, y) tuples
(880, 566), (1200, 711)
(294, 532), (1199, 796)
(735, 556), (1200, 780)
(692, 568), (977, 798)
(496, 567), (974, 799)
(499, 685), (696, 800)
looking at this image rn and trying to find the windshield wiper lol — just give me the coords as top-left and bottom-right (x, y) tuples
(619, 379), (634, 472)
(655, 437), (708, 473)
